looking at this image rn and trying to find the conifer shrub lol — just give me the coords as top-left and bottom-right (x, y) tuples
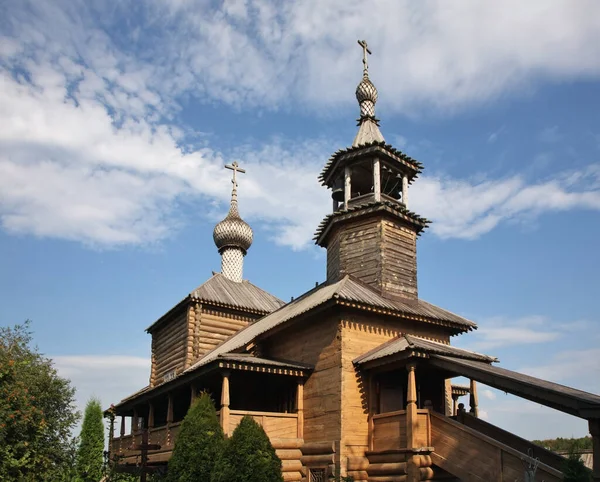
(211, 415), (283, 482)
(562, 451), (592, 482)
(167, 392), (224, 482)
(76, 397), (105, 482)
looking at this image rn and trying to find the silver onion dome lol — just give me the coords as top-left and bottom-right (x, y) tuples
(213, 185), (253, 255)
(356, 76), (378, 105)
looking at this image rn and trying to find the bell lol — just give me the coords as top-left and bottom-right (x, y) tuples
(332, 187), (344, 202)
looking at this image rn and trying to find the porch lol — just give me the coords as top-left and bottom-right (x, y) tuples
(109, 354), (311, 470)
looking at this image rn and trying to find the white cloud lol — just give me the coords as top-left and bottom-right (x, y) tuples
(1, 1), (600, 250)
(457, 315), (563, 351)
(53, 355), (150, 435)
(482, 389), (496, 401)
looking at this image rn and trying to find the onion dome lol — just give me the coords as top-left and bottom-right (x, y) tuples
(213, 183), (253, 255)
(353, 40), (385, 147)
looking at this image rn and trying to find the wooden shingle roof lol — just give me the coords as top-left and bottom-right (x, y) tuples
(353, 334), (496, 367)
(186, 276), (477, 375)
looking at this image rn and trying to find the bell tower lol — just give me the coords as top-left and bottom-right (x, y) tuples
(315, 40), (429, 301)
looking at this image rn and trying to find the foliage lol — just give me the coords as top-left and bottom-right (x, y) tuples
(533, 436), (592, 452)
(562, 451), (592, 482)
(76, 397), (105, 481)
(167, 392), (225, 482)
(211, 415), (283, 482)
(0, 320), (79, 481)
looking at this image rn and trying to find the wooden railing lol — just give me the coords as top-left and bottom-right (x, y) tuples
(229, 410), (299, 440)
(111, 410), (299, 463)
(456, 411), (567, 472)
(430, 411), (563, 482)
(371, 409), (430, 451)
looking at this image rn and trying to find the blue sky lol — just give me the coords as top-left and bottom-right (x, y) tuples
(1, 0), (599, 440)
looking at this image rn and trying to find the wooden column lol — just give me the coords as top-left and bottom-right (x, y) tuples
(220, 371), (230, 436)
(332, 198), (338, 213)
(190, 384), (197, 405)
(296, 379), (304, 439)
(373, 158), (381, 202)
(469, 379), (479, 418)
(368, 373), (377, 451)
(167, 394), (174, 424)
(452, 394), (460, 416)
(402, 175), (409, 207)
(119, 415), (126, 453)
(132, 409), (139, 434)
(590, 419), (600, 482)
(406, 364), (420, 482)
(148, 403), (154, 429)
(344, 166), (352, 210)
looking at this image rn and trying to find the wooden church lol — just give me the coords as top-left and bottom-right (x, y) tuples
(109, 42), (600, 482)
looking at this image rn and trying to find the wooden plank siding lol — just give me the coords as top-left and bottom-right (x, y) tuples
(325, 214), (419, 301)
(152, 311), (188, 384)
(339, 312), (450, 468)
(264, 314), (342, 444)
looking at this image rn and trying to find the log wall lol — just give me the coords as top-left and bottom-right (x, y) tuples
(340, 312), (450, 460)
(152, 310), (188, 384)
(325, 215), (419, 300)
(265, 314), (342, 444)
(193, 306), (252, 361)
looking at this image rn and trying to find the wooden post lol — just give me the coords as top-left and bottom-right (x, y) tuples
(402, 175), (408, 207)
(469, 379), (479, 418)
(132, 409), (139, 434)
(589, 419), (600, 482)
(120, 415), (126, 437)
(190, 384), (197, 405)
(220, 371), (230, 436)
(373, 158), (381, 202)
(332, 198), (338, 212)
(368, 373), (377, 451)
(296, 379), (304, 439)
(406, 364), (420, 482)
(344, 166), (352, 210)
(148, 403), (154, 429)
(167, 394), (174, 424)
(452, 394), (460, 416)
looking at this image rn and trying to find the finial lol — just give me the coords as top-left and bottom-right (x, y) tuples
(353, 39), (384, 147)
(213, 161), (253, 282)
(358, 40), (372, 77)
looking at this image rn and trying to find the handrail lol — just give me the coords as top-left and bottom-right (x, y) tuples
(430, 411), (563, 480)
(229, 409), (298, 418)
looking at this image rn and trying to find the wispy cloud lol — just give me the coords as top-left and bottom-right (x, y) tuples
(538, 126), (562, 143)
(1, 1), (600, 250)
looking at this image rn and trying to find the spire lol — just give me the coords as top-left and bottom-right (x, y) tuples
(353, 40), (385, 147)
(213, 162), (253, 282)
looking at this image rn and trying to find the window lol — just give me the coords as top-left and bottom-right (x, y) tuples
(309, 468), (326, 482)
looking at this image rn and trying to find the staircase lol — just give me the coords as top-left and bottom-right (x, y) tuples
(429, 411), (564, 481)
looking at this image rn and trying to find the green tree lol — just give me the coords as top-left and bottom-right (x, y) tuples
(211, 415), (283, 482)
(0, 320), (79, 480)
(76, 398), (105, 481)
(167, 392), (225, 481)
(562, 451), (592, 482)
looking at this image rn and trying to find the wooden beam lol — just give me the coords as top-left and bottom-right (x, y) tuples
(406, 364), (420, 482)
(167, 393), (174, 424)
(590, 419), (600, 482)
(296, 379), (304, 439)
(148, 403), (154, 429)
(373, 158), (381, 202)
(344, 166), (352, 210)
(120, 415), (126, 437)
(469, 379), (479, 418)
(402, 175), (409, 207)
(368, 373), (376, 451)
(220, 371), (230, 436)
(190, 384), (197, 406)
(132, 409), (139, 433)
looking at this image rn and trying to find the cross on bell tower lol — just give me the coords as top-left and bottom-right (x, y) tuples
(315, 40), (429, 301)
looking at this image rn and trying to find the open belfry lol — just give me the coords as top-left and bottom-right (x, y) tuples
(110, 41), (600, 482)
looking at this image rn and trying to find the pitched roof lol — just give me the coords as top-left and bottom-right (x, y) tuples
(318, 141), (423, 187)
(146, 273), (284, 332)
(190, 273), (284, 313)
(314, 198), (429, 245)
(217, 353), (313, 371)
(186, 276), (477, 375)
(353, 334), (496, 366)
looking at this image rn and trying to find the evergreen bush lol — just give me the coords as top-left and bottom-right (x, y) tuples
(562, 451), (592, 482)
(167, 392), (224, 482)
(211, 415), (283, 482)
(76, 397), (105, 482)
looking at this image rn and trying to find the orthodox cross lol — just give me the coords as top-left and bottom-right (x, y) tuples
(132, 429), (161, 482)
(225, 161), (246, 186)
(358, 39), (372, 76)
